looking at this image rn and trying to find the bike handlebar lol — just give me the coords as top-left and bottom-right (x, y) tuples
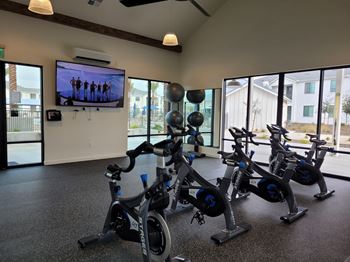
(267, 124), (291, 141)
(106, 139), (182, 177)
(241, 128), (259, 146)
(228, 127), (259, 146)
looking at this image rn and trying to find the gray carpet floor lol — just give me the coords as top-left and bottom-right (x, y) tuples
(0, 155), (349, 262)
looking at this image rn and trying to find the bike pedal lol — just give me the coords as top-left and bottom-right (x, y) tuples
(190, 211), (205, 225)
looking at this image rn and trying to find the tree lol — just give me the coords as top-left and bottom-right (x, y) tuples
(150, 82), (159, 118)
(251, 99), (262, 131)
(343, 95), (350, 124)
(8, 64), (18, 110)
(322, 98), (332, 124)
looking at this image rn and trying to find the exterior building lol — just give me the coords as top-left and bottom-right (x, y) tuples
(281, 70), (350, 125)
(225, 78), (289, 131)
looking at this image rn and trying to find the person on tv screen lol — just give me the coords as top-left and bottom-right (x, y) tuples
(90, 81), (96, 101)
(97, 82), (102, 100)
(76, 77), (82, 99)
(70, 77), (76, 98)
(83, 80), (89, 99)
(102, 81), (108, 101)
(108, 81), (113, 101)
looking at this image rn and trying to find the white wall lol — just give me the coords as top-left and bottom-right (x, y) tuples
(0, 11), (180, 165)
(180, 0), (350, 90)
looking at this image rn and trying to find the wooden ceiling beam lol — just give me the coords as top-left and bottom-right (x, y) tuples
(0, 0), (182, 53)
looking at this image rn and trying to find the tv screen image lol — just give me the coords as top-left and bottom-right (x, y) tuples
(56, 61), (125, 108)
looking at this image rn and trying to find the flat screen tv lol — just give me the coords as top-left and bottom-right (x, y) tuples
(56, 61), (125, 108)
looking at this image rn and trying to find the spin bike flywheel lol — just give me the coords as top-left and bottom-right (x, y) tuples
(196, 189), (225, 217)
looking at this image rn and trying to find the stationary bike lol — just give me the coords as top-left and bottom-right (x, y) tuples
(267, 124), (335, 200)
(78, 139), (187, 262)
(166, 125), (250, 245)
(218, 127), (308, 223)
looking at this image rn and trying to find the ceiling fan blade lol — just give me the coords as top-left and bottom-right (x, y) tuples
(188, 0), (210, 17)
(119, 0), (166, 7)
(88, 0), (104, 7)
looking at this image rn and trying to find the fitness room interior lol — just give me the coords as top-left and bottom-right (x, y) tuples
(0, 0), (350, 261)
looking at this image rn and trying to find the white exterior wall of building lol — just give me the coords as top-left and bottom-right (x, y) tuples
(225, 85), (287, 131)
(225, 87), (247, 129)
(251, 86), (279, 131)
(286, 75), (350, 125)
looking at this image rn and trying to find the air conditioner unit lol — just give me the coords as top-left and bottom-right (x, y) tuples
(72, 48), (112, 65)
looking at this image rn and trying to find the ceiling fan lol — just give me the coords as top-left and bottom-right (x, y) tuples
(119, 0), (211, 17)
(88, 0), (104, 7)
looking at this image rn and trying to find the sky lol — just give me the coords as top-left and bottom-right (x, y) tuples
(6, 64), (41, 89)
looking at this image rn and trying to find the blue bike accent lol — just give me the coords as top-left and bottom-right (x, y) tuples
(114, 187), (122, 196)
(266, 184), (279, 199)
(204, 194), (217, 208)
(239, 161), (247, 169)
(298, 160), (306, 167)
(140, 174), (148, 183)
(165, 176), (172, 188)
(188, 153), (196, 162)
(140, 174), (148, 188)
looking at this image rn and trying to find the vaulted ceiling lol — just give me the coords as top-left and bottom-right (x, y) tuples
(11, 0), (227, 44)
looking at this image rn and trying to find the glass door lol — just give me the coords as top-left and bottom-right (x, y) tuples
(0, 62), (43, 168)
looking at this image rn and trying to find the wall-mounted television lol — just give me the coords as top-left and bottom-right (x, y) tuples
(56, 60), (125, 108)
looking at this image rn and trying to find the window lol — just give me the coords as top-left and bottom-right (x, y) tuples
(223, 67), (350, 179)
(330, 80), (336, 92)
(128, 78), (170, 149)
(223, 78), (248, 146)
(184, 89), (218, 147)
(199, 89), (214, 146)
(321, 68), (350, 178)
(287, 106), (292, 122)
(305, 82), (316, 94)
(303, 105), (314, 117)
(285, 85), (293, 99)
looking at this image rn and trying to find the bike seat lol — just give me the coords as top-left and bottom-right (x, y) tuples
(218, 151), (233, 159)
(310, 139), (327, 146)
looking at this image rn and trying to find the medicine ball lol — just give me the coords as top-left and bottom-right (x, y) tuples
(186, 90), (205, 104)
(165, 83), (185, 103)
(187, 135), (204, 146)
(166, 110), (183, 127)
(187, 111), (204, 127)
